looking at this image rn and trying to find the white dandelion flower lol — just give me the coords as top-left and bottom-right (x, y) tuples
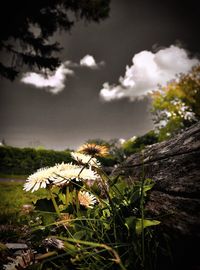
(71, 152), (101, 168)
(23, 167), (55, 192)
(43, 237), (65, 250)
(78, 190), (97, 208)
(24, 162), (98, 191)
(50, 163), (98, 186)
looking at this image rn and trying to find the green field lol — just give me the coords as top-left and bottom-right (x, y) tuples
(0, 181), (47, 224)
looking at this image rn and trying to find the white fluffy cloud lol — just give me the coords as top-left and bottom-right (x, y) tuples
(80, 54), (104, 69)
(21, 55), (104, 94)
(21, 62), (74, 94)
(100, 45), (199, 101)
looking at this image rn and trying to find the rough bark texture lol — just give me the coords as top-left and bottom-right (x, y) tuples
(112, 122), (200, 269)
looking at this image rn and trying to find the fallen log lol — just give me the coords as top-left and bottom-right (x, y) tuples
(112, 122), (200, 270)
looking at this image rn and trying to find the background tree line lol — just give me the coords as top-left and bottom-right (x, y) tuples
(0, 145), (119, 176)
(0, 136), (157, 176)
(0, 146), (73, 176)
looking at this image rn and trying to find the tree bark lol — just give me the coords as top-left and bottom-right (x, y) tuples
(112, 122), (200, 269)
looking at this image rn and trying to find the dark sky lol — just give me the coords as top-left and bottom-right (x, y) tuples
(0, 0), (199, 150)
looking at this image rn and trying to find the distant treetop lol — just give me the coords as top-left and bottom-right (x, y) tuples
(0, 0), (110, 80)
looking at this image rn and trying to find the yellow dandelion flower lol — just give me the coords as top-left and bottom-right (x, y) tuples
(78, 190), (97, 208)
(78, 143), (109, 157)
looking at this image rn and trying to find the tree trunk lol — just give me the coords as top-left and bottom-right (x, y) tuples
(112, 122), (200, 269)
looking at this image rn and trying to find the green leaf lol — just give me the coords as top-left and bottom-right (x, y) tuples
(102, 208), (111, 218)
(64, 241), (77, 252)
(38, 212), (57, 226)
(57, 192), (66, 204)
(136, 218), (160, 234)
(125, 216), (137, 236)
(73, 230), (86, 240)
(142, 178), (154, 196)
(109, 174), (121, 187)
(58, 204), (66, 211)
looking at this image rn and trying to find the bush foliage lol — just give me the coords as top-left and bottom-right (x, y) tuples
(122, 131), (158, 156)
(0, 146), (73, 176)
(151, 65), (200, 141)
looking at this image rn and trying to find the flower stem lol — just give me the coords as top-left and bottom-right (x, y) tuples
(66, 186), (70, 209)
(48, 188), (61, 218)
(140, 157), (145, 269)
(36, 251), (57, 260)
(75, 190), (80, 216)
(58, 237), (127, 270)
(78, 156), (93, 177)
